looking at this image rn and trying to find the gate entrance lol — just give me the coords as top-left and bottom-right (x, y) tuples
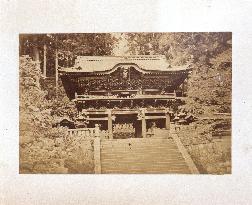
(113, 114), (139, 139)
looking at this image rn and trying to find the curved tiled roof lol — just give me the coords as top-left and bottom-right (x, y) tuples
(59, 55), (190, 73)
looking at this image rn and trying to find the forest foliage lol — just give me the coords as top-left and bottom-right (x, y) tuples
(19, 56), (93, 173)
(19, 34), (116, 72)
(126, 32), (232, 116)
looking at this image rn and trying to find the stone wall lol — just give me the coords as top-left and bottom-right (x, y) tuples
(176, 124), (231, 174)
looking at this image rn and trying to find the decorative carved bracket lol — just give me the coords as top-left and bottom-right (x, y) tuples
(111, 115), (116, 121)
(137, 108), (146, 120)
(165, 108), (170, 114)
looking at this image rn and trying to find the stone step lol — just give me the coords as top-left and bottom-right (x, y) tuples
(101, 161), (187, 166)
(101, 163), (189, 169)
(101, 150), (182, 154)
(101, 148), (179, 152)
(101, 145), (177, 149)
(101, 167), (190, 172)
(101, 140), (174, 144)
(102, 168), (191, 173)
(100, 136), (193, 174)
(101, 155), (184, 160)
(102, 163), (188, 167)
(102, 141), (173, 144)
(101, 144), (178, 148)
(102, 146), (179, 149)
(101, 155), (185, 160)
(101, 154), (184, 160)
(101, 149), (181, 154)
(102, 167), (190, 173)
(101, 142), (176, 145)
(102, 170), (191, 174)
(101, 149), (181, 153)
(101, 146), (179, 150)
(101, 160), (187, 165)
(102, 141), (175, 144)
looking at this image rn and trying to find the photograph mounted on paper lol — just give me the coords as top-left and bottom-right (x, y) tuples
(19, 33), (231, 174)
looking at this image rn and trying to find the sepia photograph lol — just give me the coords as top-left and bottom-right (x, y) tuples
(2, 0), (252, 203)
(19, 32), (232, 174)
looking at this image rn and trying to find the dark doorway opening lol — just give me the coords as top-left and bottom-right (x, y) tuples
(113, 114), (140, 139)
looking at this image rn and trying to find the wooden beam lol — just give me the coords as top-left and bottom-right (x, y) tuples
(145, 116), (166, 120)
(111, 89), (138, 92)
(112, 110), (138, 115)
(83, 117), (109, 121)
(145, 109), (166, 113)
(81, 108), (167, 115)
(84, 111), (109, 114)
(75, 95), (178, 101)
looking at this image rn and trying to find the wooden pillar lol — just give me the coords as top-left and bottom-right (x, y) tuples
(141, 109), (146, 138)
(130, 99), (133, 108)
(108, 109), (113, 139)
(43, 44), (47, 77)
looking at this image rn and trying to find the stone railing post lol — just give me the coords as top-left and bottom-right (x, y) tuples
(165, 109), (171, 130)
(94, 124), (100, 137)
(107, 109), (113, 139)
(94, 124), (101, 174)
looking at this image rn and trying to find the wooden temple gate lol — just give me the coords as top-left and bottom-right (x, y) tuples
(78, 108), (171, 139)
(58, 55), (197, 173)
(59, 55), (191, 140)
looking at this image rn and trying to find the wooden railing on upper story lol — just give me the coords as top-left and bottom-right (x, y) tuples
(75, 93), (177, 101)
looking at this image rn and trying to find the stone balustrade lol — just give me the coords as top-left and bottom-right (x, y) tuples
(68, 128), (96, 137)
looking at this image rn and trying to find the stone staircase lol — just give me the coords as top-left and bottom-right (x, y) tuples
(100, 136), (198, 174)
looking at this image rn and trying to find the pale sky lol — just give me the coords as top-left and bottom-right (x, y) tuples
(111, 33), (130, 56)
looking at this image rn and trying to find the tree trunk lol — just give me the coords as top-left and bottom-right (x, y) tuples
(32, 36), (40, 61)
(55, 47), (59, 94)
(43, 44), (47, 77)
(33, 46), (40, 62)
